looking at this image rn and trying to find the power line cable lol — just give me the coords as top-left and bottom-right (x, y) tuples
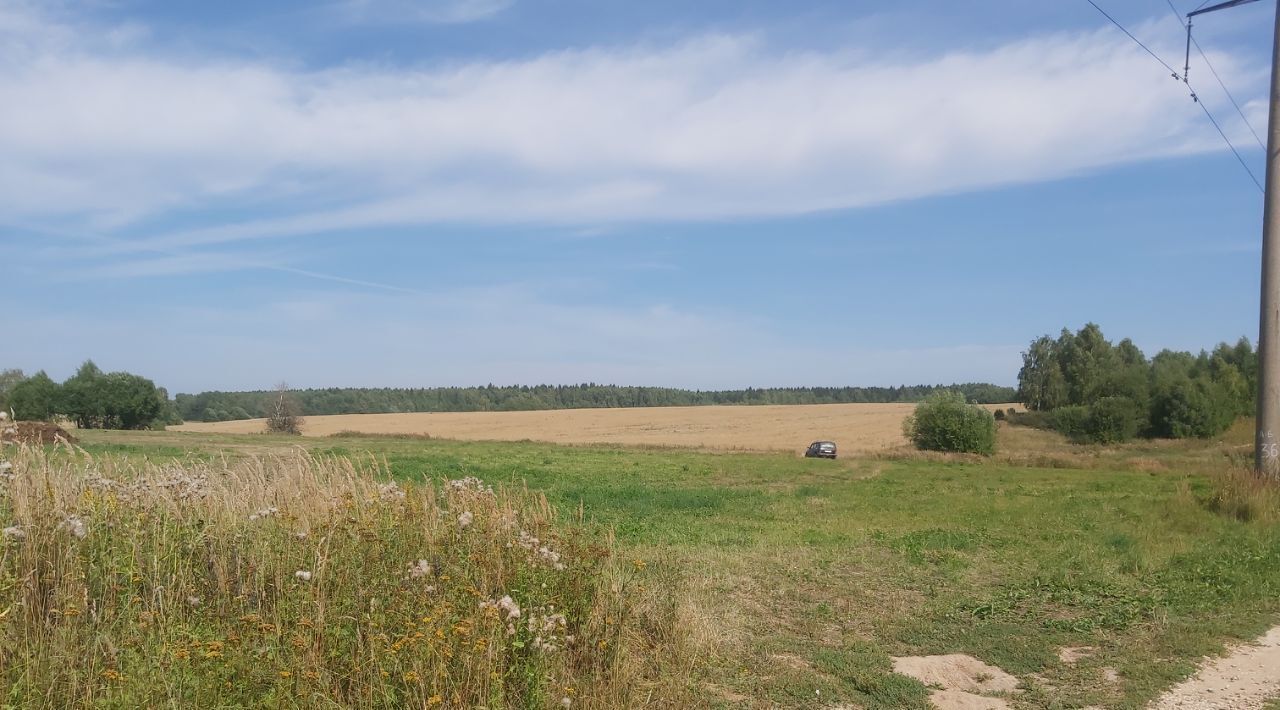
(1085, 0), (1264, 192)
(1194, 95), (1265, 191)
(1085, 0), (1183, 78)
(1165, 0), (1267, 150)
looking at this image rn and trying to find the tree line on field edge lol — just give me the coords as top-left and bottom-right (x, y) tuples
(0, 367), (1016, 430)
(171, 382), (1019, 423)
(1014, 323), (1255, 444)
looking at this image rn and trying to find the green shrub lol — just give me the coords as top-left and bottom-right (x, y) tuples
(1150, 377), (1235, 439)
(1006, 409), (1053, 429)
(1081, 396), (1144, 444)
(993, 408), (1006, 421)
(1049, 405), (1089, 440)
(903, 391), (996, 455)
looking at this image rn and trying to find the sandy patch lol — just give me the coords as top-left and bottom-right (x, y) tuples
(1148, 625), (1280, 709)
(1059, 646), (1097, 665)
(927, 690), (1011, 709)
(892, 654), (1020, 695)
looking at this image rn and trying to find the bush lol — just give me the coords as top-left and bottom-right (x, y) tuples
(1150, 377), (1235, 439)
(1049, 405), (1089, 440)
(903, 391), (997, 455)
(993, 408), (1006, 421)
(1080, 396), (1144, 444)
(1006, 409), (1053, 429)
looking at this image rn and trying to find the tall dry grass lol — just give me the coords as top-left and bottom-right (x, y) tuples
(1207, 462), (1280, 524)
(0, 446), (689, 708)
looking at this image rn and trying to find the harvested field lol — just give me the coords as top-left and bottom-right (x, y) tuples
(170, 402), (1018, 453)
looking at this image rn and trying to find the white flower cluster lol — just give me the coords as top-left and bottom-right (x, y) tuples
(378, 481), (406, 502)
(59, 515), (87, 539)
(457, 510), (474, 529)
(447, 476), (494, 496)
(511, 529), (566, 571)
(480, 594), (522, 623)
(247, 506), (279, 522)
(84, 469), (209, 503)
(0, 460), (13, 484)
(295, 570), (312, 582)
(152, 469), (210, 502)
(407, 559), (432, 579)
(526, 606), (569, 653)
(2, 525), (24, 541)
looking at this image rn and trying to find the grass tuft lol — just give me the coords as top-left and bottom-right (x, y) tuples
(1207, 464), (1280, 524)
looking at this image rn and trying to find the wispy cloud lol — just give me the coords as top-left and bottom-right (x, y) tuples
(332, 0), (512, 25)
(0, 2), (1264, 252)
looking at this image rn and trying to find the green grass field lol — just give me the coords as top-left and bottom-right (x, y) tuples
(20, 422), (1280, 708)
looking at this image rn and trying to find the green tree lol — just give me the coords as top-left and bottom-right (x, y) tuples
(7, 371), (61, 421)
(98, 372), (166, 429)
(1017, 335), (1068, 411)
(0, 368), (26, 411)
(62, 360), (106, 428)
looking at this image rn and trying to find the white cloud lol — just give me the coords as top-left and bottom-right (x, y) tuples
(335, 0), (512, 24)
(0, 3), (1264, 250)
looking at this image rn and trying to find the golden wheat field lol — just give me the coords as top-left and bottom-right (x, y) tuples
(170, 402), (1019, 453)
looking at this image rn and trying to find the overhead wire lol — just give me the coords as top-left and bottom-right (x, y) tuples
(1165, 0), (1267, 150)
(1085, 0), (1183, 78)
(1085, 0), (1264, 193)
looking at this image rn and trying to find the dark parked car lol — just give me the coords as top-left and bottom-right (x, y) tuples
(804, 441), (837, 459)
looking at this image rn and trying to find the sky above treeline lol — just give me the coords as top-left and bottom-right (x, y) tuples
(0, 0), (1273, 393)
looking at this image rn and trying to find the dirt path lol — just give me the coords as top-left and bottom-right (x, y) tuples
(1148, 626), (1280, 709)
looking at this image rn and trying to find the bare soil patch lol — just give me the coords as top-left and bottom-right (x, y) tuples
(891, 654), (1019, 710)
(172, 403), (1016, 453)
(0, 421), (76, 445)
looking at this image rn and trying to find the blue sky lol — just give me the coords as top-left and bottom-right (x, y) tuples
(0, 0), (1273, 393)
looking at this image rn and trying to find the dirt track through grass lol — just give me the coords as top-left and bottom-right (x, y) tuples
(171, 402), (1016, 453)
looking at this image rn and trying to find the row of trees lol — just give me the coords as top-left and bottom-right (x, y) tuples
(0, 362), (179, 430)
(1016, 324), (1255, 442)
(174, 382), (1019, 422)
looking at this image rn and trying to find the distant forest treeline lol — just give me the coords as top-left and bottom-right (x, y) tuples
(175, 383), (1018, 422)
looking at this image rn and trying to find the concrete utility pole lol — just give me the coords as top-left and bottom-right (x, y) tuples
(1181, 0), (1276, 475)
(1253, 1), (1280, 477)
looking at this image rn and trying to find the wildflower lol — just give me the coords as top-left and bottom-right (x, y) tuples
(294, 531), (308, 540)
(446, 476), (493, 495)
(378, 482), (406, 502)
(403, 671), (420, 683)
(2, 526), (24, 541)
(295, 570), (312, 582)
(60, 515), (87, 539)
(457, 511), (474, 529)
(426, 694), (442, 706)
(407, 559), (432, 579)
(479, 595), (521, 621)
(186, 596), (202, 607)
(561, 698), (573, 708)
(279, 671), (292, 679)
(248, 507), (279, 522)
